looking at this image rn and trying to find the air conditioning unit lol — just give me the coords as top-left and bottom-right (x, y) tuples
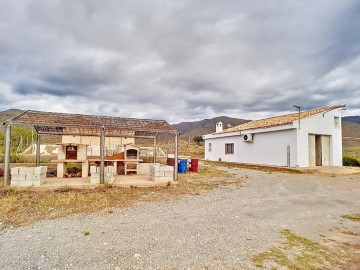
(243, 134), (253, 142)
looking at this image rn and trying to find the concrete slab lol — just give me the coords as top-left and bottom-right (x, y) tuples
(38, 174), (175, 188)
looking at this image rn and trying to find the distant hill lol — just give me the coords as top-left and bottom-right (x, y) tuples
(343, 116), (360, 125)
(173, 116), (250, 139)
(0, 109), (24, 125)
(1, 109), (359, 140)
(342, 121), (360, 138)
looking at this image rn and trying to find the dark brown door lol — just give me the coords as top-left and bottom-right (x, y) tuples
(315, 135), (322, 166)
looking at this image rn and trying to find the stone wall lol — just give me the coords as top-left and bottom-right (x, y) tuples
(11, 166), (47, 187)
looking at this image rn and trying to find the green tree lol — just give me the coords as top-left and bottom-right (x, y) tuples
(193, 135), (204, 146)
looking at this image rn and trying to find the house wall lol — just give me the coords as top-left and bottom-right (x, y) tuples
(205, 129), (297, 166)
(296, 109), (343, 167)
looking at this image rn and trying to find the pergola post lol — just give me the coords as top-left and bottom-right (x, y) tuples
(174, 132), (179, 181)
(100, 126), (105, 184)
(36, 133), (41, 167)
(153, 134), (157, 164)
(4, 124), (11, 186)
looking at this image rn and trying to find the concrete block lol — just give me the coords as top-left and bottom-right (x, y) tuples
(164, 171), (173, 178)
(12, 174), (27, 181)
(12, 180), (32, 187)
(159, 165), (173, 172)
(91, 173), (100, 179)
(32, 179), (44, 186)
(159, 176), (173, 181)
(90, 166), (97, 173)
(11, 167), (19, 175)
(91, 177), (100, 185)
(34, 166), (47, 174)
(139, 163), (160, 175)
(28, 174), (46, 181)
(10, 180), (19, 186)
(19, 167), (34, 174)
(154, 171), (164, 177)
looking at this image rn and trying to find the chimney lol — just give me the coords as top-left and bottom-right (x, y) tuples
(215, 121), (223, 133)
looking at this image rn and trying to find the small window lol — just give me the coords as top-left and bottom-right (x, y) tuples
(334, 116), (339, 128)
(208, 143), (212, 152)
(225, 143), (234, 154)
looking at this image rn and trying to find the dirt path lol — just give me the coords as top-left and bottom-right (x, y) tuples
(0, 168), (359, 269)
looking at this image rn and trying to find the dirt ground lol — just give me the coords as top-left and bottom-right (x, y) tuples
(0, 167), (359, 269)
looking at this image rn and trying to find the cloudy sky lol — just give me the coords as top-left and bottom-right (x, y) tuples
(0, 0), (359, 123)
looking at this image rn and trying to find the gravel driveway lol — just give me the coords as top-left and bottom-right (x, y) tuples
(0, 168), (359, 269)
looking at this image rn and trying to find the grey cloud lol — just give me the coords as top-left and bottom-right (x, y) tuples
(0, 0), (359, 122)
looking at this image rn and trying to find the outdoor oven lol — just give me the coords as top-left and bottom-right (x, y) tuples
(125, 145), (140, 160)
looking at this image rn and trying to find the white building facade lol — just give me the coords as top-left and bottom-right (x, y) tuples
(204, 105), (345, 167)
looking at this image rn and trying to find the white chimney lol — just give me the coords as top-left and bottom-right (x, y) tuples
(216, 121), (223, 133)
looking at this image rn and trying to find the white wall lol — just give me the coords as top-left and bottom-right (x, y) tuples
(205, 129), (297, 167)
(296, 109), (343, 167)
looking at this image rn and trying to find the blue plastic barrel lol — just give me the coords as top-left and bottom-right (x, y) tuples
(178, 159), (187, 173)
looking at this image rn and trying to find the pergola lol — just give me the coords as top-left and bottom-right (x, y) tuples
(2, 110), (179, 185)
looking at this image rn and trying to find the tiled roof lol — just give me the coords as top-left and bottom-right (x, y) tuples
(219, 105), (346, 134)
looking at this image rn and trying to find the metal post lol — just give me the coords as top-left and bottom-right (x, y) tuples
(153, 136), (157, 164)
(4, 125), (11, 186)
(36, 134), (41, 167)
(174, 133), (179, 181)
(100, 127), (105, 184)
(293, 105), (301, 129)
(287, 144), (290, 167)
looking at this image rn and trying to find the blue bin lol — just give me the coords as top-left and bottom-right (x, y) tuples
(178, 159), (187, 173)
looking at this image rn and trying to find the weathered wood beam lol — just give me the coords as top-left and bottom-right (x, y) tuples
(4, 124), (11, 186)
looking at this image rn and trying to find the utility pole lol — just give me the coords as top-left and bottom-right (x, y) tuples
(293, 105), (301, 129)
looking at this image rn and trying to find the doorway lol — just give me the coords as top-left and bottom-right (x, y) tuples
(309, 134), (331, 166)
(315, 135), (322, 166)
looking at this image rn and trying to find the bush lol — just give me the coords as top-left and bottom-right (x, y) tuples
(343, 156), (360, 167)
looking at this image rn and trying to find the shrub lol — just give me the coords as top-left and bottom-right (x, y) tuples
(343, 156), (360, 167)
(55, 185), (71, 193)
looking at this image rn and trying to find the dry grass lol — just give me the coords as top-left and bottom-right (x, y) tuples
(343, 146), (360, 159)
(252, 229), (360, 269)
(0, 167), (241, 228)
(205, 160), (303, 174)
(342, 214), (360, 222)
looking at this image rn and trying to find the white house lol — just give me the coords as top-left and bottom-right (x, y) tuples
(203, 105), (345, 167)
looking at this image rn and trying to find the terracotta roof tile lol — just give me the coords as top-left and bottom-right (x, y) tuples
(219, 105), (345, 134)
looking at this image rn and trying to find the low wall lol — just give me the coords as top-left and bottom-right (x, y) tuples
(10, 166), (47, 187)
(138, 163), (160, 175)
(90, 166), (115, 184)
(150, 165), (174, 182)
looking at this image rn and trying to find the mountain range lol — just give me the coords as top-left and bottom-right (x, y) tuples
(1, 109), (360, 139)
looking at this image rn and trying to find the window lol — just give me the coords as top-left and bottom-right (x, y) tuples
(334, 116), (339, 128)
(225, 143), (234, 154)
(208, 143), (212, 152)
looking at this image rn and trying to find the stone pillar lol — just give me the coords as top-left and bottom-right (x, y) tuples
(82, 161), (89, 177)
(57, 162), (66, 177)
